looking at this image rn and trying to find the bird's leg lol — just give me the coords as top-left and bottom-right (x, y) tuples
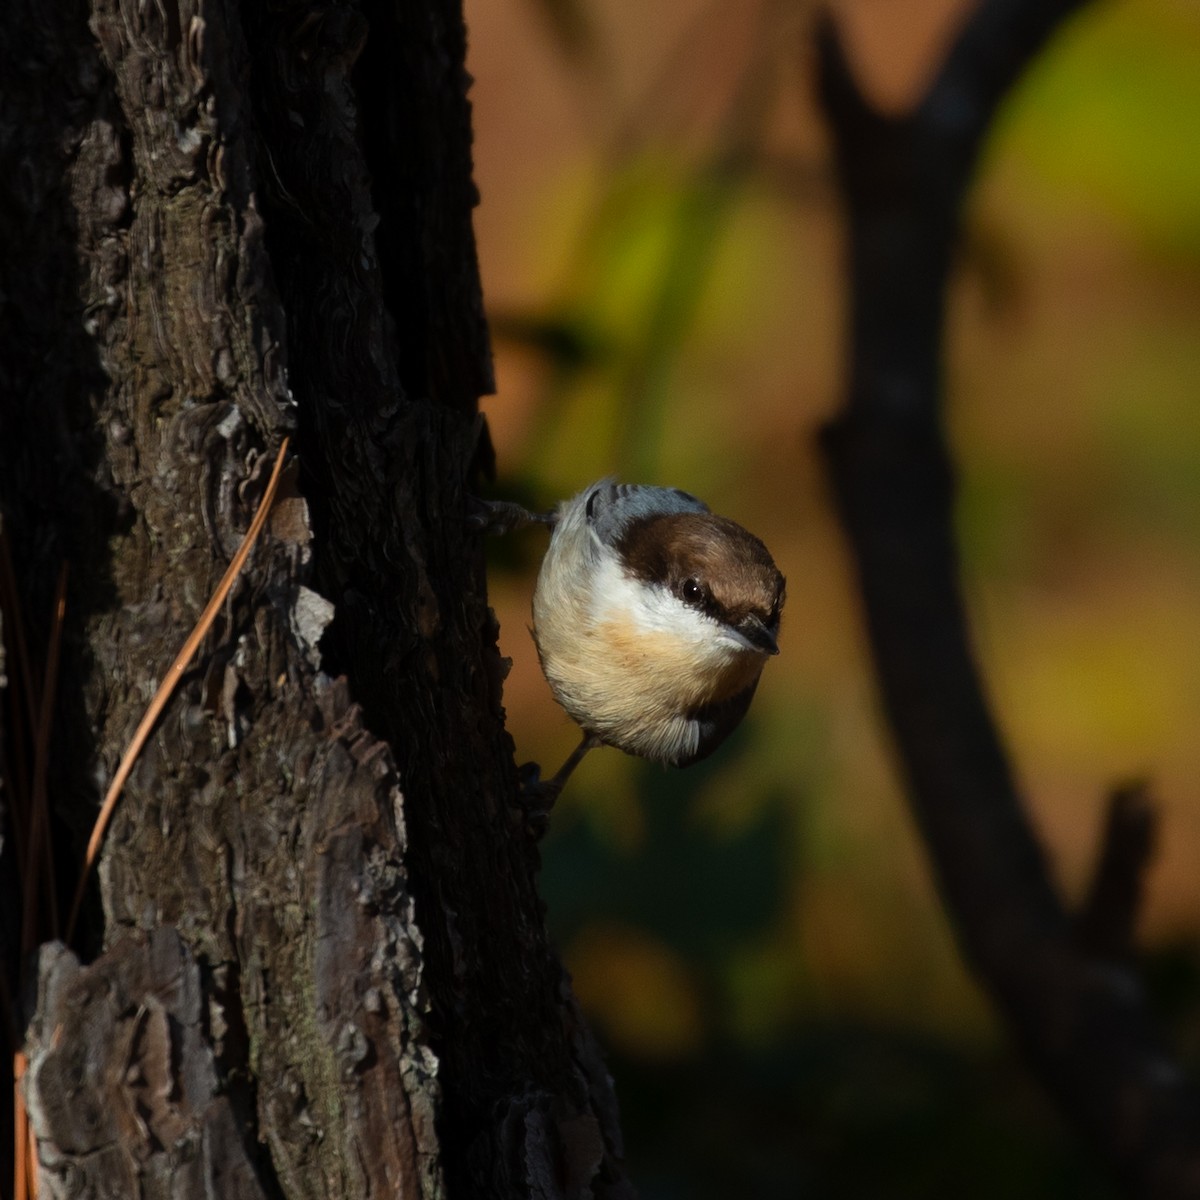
(547, 731), (602, 792)
(467, 497), (556, 536)
(517, 732), (602, 837)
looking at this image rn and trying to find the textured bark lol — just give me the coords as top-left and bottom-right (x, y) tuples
(25, 932), (268, 1199)
(0, 1), (631, 1197)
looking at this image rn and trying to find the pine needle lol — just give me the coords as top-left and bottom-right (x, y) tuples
(65, 438), (290, 941)
(21, 564), (67, 955)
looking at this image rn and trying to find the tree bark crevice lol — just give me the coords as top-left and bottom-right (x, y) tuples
(3, 0), (632, 1195)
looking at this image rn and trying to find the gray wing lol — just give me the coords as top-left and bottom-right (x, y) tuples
(677, 677), (759, 767)
(583, 480), (709, 545)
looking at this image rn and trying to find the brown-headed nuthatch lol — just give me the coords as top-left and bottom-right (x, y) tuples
(476, 480), (785, 807)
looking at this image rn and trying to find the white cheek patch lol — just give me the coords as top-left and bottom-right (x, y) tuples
(588, 556), (712, 641)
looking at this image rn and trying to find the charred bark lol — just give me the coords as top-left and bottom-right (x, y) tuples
(0, 1), (631, 1197)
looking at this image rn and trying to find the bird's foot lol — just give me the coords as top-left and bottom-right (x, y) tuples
(466, 497), (556, 536)
(516, 761), (562, 840)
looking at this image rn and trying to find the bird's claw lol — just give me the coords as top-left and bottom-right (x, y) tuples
(466, 497), (555, 536)
(516, 761), (562, 839)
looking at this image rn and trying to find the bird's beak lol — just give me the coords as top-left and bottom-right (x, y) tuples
(737, 615), (779, 656)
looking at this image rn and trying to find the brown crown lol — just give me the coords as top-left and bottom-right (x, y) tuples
(617, 511), (786, 630)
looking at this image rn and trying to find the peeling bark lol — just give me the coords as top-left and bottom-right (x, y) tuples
(25, 931), (268, 1199)
(0, 0), (632, 1196)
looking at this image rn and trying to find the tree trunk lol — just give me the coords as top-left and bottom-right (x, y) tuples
(0, 1), (632, 1197)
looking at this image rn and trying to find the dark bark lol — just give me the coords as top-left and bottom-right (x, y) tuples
(817, 2), (1200, 1195)
(25, 932), (268, 1198)
(0, 1), (631, 1197)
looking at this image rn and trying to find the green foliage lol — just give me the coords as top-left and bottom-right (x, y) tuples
(612, 1030), (1117, 1200)
(543, 732), (792, 966)
(995, 0), (1200, 258)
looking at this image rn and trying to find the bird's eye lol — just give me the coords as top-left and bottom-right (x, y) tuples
(681, 578), (704, 604)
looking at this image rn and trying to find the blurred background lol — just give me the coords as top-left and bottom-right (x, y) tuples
(463, 0), (1200, 1194)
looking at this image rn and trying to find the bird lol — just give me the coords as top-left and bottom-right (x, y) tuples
(475, 480), (785, 807)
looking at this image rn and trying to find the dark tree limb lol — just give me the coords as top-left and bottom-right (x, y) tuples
(1077, 782), (1159, 961)
(817, 3), (1200, 1194)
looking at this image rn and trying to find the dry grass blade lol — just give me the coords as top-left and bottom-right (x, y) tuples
(65, 437), (291, 941)
(14, 1051), (29, 1200)
(0, 521), (40, 742)
(21, 564), (68, 955)
(0, 525), (34, 878)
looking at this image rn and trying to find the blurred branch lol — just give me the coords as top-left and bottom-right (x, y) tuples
(607, 3), (784, 478)
(1076, 781), (1158, 961)
(525, 0), (598, 63)
(513, 1), (790, 484)
(522, 0), (615, 142)
(816, 1), (1200, 1194)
